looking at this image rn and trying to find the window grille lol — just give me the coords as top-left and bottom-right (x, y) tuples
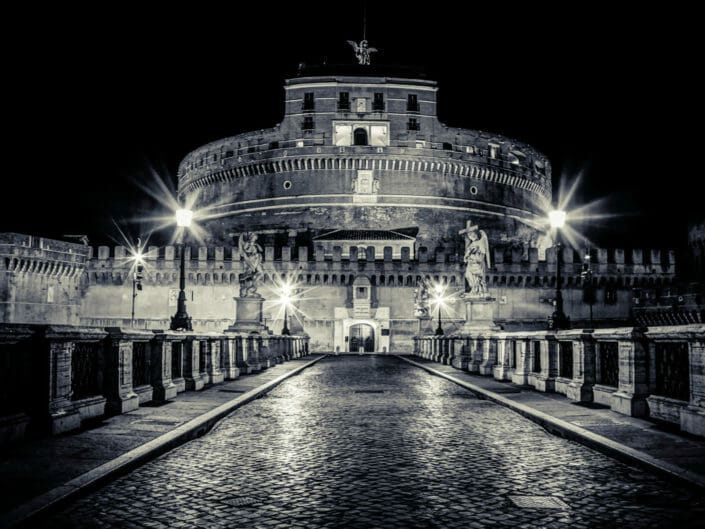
(559, 341), (573, 379)
(655, 342), (690, 401)
(71, 342), (103, 400)
(598, 341), (619, 387)
(132, 342), (150, 387)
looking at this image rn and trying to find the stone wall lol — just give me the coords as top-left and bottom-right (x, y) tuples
(0, 233), (89, 325)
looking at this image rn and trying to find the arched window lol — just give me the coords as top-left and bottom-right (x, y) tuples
(354, 128), (368, 146)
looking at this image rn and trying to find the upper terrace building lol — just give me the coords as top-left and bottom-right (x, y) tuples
(177, 64), (552, 256)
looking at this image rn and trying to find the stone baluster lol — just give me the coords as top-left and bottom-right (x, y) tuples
(511, 338), (530, 386)
(183, 336), (206, 391)
(478, 336), (497, 376)
(150, 331), (178, 401)
(221, 337), (241, 380)
(682, 330), (705, 436)
(103, 328), (139, 415)
(451, 336), (471, 370)
(493, 334), (510, 380)
(205, 336), (225, 384)
(535, 334), (558, 392)
(612, 328), (650, 417)
(566, 330), (596, 402)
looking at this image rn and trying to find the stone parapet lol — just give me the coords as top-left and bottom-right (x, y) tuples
(415, 324), (705, 438)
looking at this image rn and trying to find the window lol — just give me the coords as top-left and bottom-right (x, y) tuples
(354, 128), (368, 146)
(407, 118), (419, 131)
(338, 92), (350, 111)
(605, 286), (618, 304)
(302, 116), (314, 130)
(247, 146), (255, 153)
(407, 94), (419, 112)
(442, 142), (452, 150)
(373, 92), (384, 111)
(225, 150), (234, 158)
(269, 141), (279, 150)
(303, 92), (315, 111)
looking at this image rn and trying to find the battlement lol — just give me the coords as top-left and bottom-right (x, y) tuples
(1, 233), (91, 278)
(84, 242), (676, 289)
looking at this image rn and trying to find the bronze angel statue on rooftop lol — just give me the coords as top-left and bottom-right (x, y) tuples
(347, 40), (377, 65)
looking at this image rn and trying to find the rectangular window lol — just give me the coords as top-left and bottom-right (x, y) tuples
(442, 142), (452, 150)
(269, 141), (279, 150)
(407, 94), (419, 112)
(302, 116), (314, 130)
(225, 150), (234, 158)
(373, 92), (384, 111)
(338, 92), (350, 111)
(303, 92), (315, 111)
(407, 118), (419, 131)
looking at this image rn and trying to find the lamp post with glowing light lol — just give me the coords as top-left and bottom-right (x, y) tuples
(170, 208), (193, 331)
(434, 284), (445, 336)
(130, 239), (145, 327)
(280, 283), (291, 336)
(549, 209), (570, 330)
(581, 252), (595, 328)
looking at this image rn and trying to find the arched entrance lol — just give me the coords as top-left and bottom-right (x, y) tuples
(353, 128), (368, 146)
(349, 323), (374, 352)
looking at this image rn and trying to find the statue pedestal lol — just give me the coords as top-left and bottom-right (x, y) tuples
(459, 296), (500, 333)
(225, 296), (264, 333)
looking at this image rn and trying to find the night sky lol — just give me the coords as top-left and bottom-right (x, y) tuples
(5, 5), (697, 257)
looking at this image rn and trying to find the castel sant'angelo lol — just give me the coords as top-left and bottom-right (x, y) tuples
(1, 42), (678, 351)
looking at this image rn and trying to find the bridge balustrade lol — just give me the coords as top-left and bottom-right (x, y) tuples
(0, 323), (310, 446)
(415, 324), (705, 437)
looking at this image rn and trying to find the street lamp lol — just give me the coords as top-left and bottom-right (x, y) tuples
(170, 208), (193, 331)
(549, 209), (570, 330)
(434, 284), (444, 336)
(280, 283), (291, 336)
(581, 252), (595, 328)
(130, 239), (145, 327)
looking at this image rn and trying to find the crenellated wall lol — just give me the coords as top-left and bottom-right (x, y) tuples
(77, 240), (677, 351)
(0, 232), (680, 352)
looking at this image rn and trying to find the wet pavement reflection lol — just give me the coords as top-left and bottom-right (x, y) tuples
(36, 356), (705, 528)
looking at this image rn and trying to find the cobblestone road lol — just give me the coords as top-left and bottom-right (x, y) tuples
(35, 356), (704, 528)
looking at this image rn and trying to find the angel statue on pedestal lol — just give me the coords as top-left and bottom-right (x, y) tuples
(459, 220), (491, 297)
(238, 232), (263, 297)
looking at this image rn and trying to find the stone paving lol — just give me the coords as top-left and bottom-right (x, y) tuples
(32, 356), (705, 528)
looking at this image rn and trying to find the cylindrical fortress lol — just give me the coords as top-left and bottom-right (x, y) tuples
(177, 67), (552, 254)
